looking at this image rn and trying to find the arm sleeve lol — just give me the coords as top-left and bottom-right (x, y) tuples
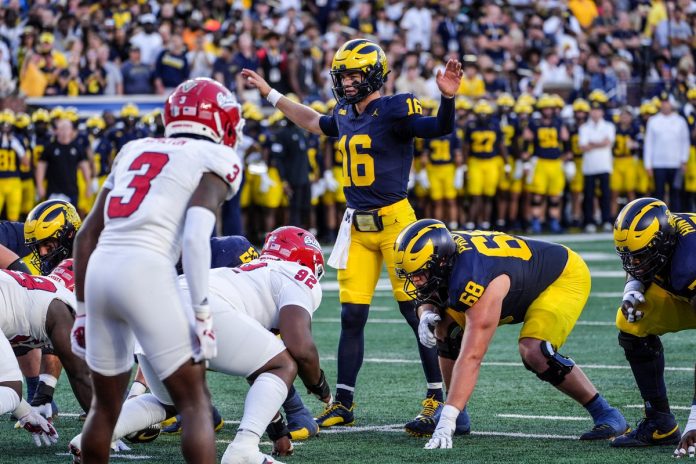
(393, 94), (455, 139)
(182, 206), (216, 310)
(319, 114), (338, 137)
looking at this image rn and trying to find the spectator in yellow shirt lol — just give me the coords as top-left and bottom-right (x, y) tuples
(35, 33), (68, 96)
(568, 0), (599, 29)
(457, 59), (485, 98)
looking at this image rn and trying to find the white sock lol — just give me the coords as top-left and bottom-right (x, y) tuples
(112, 393), (168, 440)
(233, 373), (288, 447)
(0, 386), (20, 415)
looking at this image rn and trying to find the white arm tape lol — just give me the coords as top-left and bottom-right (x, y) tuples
(182, 206), (216, 309)
(685, 404), (696, 435)
(623, 277), (645, 296)
(267, 89), (283, 107)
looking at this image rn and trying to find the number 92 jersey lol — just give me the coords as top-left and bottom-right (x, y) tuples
(0, 270), (76, 348)
(447, 231), (568, 323)
(179, 258), (322, 331)
(319, 93), (426, 210)
(99, 137), (243, 260)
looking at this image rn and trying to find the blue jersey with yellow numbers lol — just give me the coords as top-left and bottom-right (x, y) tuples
(31, 133), (52, 175)
(425, 131), (459, 165)
(613, 125), (638, 158)
(176, 235), (258, 274)
(464, 120), (503, 159)
(97, 126), (149, 175)
(307, 133), (323, 181)
(567, 122), (583, 160)
(687, 114), (696, 145)
(0, 135), (25, 179)
(0, 221), (30, 257)
(529, 118), (564, 160)
(446, 231), (568, 323)
(16, 133), (32, 180)
(495, 114), (519, 153)
(318, 93), (428, 210)
(654, 213), (696, 299)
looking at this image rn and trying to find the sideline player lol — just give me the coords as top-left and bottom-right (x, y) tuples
(70, 226), (328, 464)
(71, 77), (244, 464)
(242, 38), (466, 434)
(393, 219), (628, 448)
(612, 198), (696, 448)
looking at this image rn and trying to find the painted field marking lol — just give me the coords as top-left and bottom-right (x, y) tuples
(313, 318), (617, 326)
(319, 423), (579, 440)
(625, 404), (691, 411)
(497, 414), (589, 421)
(55, 453), (152, 460)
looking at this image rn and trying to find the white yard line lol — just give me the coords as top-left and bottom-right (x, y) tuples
(497, 414), (589, 421)
(55, 453), (152, 460)
(314, 318), (617, 326)
(625, 404), (691, 411)
(318, 423), (580, 440)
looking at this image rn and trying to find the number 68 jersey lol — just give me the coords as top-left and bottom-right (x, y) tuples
(447, 231), (569, 323)
(0, 270), (76, 348)
(179, 258), (322, 331)
(98, 137), (243, 259)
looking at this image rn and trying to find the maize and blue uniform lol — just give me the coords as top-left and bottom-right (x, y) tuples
(616, 213), (696, 337)
(496, 114), (520, 193)
(611, 125), (639, 194)
(424, 132), (459, 201)
(686, 115), (696, 194)
(464, 119), (504, 197)
(322, 137), (346, 205)
(567, 121), (584, 194)
(0, 220), (38, 274)
(446, 231), (591, 349)
(527, 118), (565, 197)
(175, 235), (257, 275)
(16, 132), (34, 216)
(96, 125), (149, 178)
(0, 135), (26, 222)
(634, 120), (653, 195)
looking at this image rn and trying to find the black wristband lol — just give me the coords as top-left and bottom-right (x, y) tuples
(7, 258), (30, 274)
(305, 369), (330, 399)
(265, 413), (290, 441)
(30, 382), (55, 407)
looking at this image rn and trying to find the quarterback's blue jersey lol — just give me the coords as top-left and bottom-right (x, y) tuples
(0, 221), (30, 257)
(529, 117), (564, 160)
(655, 213), (696, 299)
(446, 231), (568, 323)
(319, 93), (440, 210)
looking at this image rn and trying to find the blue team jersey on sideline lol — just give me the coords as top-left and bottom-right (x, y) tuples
(210, 235), (258, 269)
(319, 93), (426, 210)
(0, 221), (29, 257)
(447, 231), (568, 323)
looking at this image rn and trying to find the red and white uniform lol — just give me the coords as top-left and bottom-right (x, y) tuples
(85, 137), (242, 380)
(0, 271), (75, 382)
(136, 258), (322, 404)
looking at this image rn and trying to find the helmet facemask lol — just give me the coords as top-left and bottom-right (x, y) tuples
(397, 255), (452, 307)
(617, 229), (676, 283)
(29, 233), (74, 276)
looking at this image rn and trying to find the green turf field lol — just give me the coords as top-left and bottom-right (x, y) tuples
(5, 233), (692, 463)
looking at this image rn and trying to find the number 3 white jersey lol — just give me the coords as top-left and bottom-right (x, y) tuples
(179, 258), (322, 330)
(98, 137), (243, 259)
(0, 271), (76, 348)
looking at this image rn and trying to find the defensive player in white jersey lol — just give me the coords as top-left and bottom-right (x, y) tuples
(69, 226), (329, 464)
(0, 259), (91, 446)
(71, 77), (244, 464)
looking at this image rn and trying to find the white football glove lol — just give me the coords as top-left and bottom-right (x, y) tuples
(311, 179), (326, 201)
(71, 314), (86, 360)
(418, 311), (441, 348)
(512, 160), (524, 180)
(324, 170), (339, 192)
(416, 169), (430, 189)
(17, 402), (58, 447)
(424, 405), (459, 450)
(622, 279), (646, 323)
(259, 172), (274, 194)
(563, 160), (577, 182)
(193, 306), (217, 363)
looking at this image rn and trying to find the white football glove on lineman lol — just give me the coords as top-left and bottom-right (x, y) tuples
(674, 405), (696, 458)
(621, 278), (646, 323)
(193, 305), (217, 363)
(424, 405), (459, 449)
(15, 400), (58, 447)
(418, 311), (441, 348)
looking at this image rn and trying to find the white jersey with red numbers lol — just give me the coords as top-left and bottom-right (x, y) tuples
(0, 270), (75, 349)
(178, 258), (322, 331)
(98, 137), (242, 260)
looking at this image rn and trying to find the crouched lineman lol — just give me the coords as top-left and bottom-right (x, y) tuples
(611, 198), (696, 452)
(393, 220), (628, 448)
(69, 227), (330, 464)
(0, 259), (92, 446)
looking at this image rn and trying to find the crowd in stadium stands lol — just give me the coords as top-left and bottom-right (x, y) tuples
(0, 0), (695, 241)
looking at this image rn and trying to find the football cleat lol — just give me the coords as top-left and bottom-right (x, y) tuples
(315, 401), (355, 428)
(579, 407), (629, 440)
(124, 423), (161, 444)
(221, 443), (284, 464)
(611, 412), (680, 447)
(286, 406), (319, 440)
(404, 397), (471, 438)
(161, 407), (224, 435)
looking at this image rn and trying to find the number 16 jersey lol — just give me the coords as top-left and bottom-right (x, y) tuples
(99, 137), (243, 260)
(447, 231), (568, 323)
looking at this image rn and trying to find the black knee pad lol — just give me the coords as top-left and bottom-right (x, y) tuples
(13, 345), (33, 357)
(531, 195), (543, 207)
(548, 197), (561, 207)
(618, 331), (663, 363)
(523, 341), (575, 386)
(436, 322), (463, 360)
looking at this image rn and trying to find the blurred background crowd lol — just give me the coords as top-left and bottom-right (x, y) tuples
(0, 0), (695, 242)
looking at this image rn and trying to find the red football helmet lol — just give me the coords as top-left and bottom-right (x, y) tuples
(164, 77), (245, 149)
(46, 258), (74, 292)
(262, 226), (325, 280)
